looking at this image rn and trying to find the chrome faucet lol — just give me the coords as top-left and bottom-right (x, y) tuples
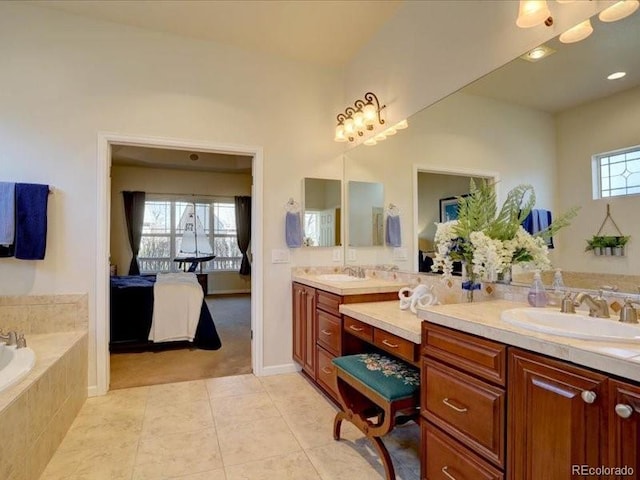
(574, 291), (610, 318)
(343, 266), (365, 278)
(0, 330), (18, 346)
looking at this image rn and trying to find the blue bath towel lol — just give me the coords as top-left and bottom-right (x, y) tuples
(0, 182), (15, 246)
(285, 211), (303, 248)
(15, 183), (49, 260)
(521, 209), (554, 249)
(386, 215), (401, 247)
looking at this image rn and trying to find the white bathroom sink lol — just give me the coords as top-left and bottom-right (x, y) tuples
(316, 274), (363, 282)
(501, 308), (640, 344)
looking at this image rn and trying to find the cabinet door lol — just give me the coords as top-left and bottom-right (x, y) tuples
(292, 283), (305, 366)
(508, 349), (608, 480)
(302, 285), (316, 376)
(608, 379), (640, 479)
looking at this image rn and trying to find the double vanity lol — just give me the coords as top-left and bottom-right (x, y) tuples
(291, 271), (640, 480)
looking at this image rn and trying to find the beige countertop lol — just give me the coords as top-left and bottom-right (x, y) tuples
(340, 301), (422, 344)
(292, 273), (407, 296)
(417, 300), (640, 383)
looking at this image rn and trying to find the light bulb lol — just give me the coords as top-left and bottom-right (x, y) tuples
(516, 0), (552, 28)
(353, 111), (365, 131)
(344, 117), (355, 134)
(559, 19), (593, 44)
(599, 0), (639, 22)
(334, 125), (347, 142)
(607, 71), (626, 80)
(363, 103), (377, 125)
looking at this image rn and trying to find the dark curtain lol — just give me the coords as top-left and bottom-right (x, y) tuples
(234, 196), (251, 276)
(123, 191), (146, 275)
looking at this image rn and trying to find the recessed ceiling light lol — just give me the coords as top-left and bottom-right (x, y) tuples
(607, 71), (627, 80)
(520, 45), (556, 63)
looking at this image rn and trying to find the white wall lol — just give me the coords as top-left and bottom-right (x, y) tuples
(0, 3), (343, 387)
(345, 92), (557, 269)
(555, 85), (640, 274)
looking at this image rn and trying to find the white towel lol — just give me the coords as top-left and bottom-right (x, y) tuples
(149, 273), (203, 342)
(0, 182), (15, 246)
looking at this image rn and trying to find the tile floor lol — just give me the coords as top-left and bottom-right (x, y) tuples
(39, 373), (420, 480)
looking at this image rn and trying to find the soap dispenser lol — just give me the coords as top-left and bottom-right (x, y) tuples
(548, 269), (565, 306)
(527, 270), (548, 308)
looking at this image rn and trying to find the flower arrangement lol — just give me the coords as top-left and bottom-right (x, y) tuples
(432, 180), (578, 291)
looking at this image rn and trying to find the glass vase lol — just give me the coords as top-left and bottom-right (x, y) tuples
(461, 261), (481, 303)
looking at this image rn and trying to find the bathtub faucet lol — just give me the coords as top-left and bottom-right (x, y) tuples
(0, 330), (18, 347)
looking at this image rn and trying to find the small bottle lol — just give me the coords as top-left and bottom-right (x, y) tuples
(528, 270), (548, 307)
(548, 269), (565, 306)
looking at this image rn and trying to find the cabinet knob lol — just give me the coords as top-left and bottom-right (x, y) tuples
(441, 466), (457, 480)
(615, 403), (634, 419)
(581, 390), (597, 404)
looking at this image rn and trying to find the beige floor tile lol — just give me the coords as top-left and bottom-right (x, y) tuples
(134, 427), (223, 479)
(173, 470), (227, 480)
(146, 379), (209, 408)
(225, 451), (321, 480)
(205, 374), (265, 398)
(259, 372), (317, 401)
(282, 403), (363, 449)
(216, 417), (301, 467)
(142, 399), (214, 437)
(305, 441), (387, 480)
(210, 392), (280, 428)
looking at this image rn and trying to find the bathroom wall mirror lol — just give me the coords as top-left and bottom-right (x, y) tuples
(347, 181), (384, 247)
(302, 177), (342, 247)
(343, 11), (640, 289)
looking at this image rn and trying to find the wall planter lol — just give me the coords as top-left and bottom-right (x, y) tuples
(585, 205), (629, 257)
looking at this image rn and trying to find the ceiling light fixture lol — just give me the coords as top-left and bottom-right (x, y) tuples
(516, 0), (553, 28)
(520, 44), (556, 62)
(599, 0), (639, 22)
(363, 119), (409, 146)
(334, 92), (385, 142)
(559, 19), (594, 43)
(607, 71), (627, 80)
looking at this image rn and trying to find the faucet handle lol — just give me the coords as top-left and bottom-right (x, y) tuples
(620, 298), (640, 324)
(561, 292), (576, 314)
(16, 333), (26, 349)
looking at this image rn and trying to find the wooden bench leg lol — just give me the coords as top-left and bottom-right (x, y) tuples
(369, 435), (396, 480)
(333, 410), (347, 441)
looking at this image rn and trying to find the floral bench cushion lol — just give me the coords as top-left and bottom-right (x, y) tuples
(332, 353), (420, 402)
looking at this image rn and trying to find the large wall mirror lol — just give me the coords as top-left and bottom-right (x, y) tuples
(344, 11), (640, 289)
(303, 177), (342, 247)
(347, 181), (384, 247)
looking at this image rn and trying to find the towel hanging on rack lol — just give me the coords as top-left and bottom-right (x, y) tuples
(284, 198), (303, 248)
(385, 205), (401, 247)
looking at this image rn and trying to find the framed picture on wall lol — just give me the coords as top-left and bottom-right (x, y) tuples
(439, 195), (468, 222)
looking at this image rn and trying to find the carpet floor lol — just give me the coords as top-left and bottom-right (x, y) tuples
(109, 294), (252, 390)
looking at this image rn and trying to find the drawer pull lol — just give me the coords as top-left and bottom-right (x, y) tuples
(442, 398), (468, 413)
(322, 367), (333, 375)
(382, 339), (399, 348)
(349, 325), (364, 332)
(581, 390), (597, 404)
(441, 466), (457, 480)
(321, 329), (333, 336)
(615, 404), (634, 419)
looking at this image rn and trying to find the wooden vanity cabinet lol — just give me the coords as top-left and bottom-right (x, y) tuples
(292, 281), (398, 401)
(608, 379), (640, 478)
(292, 282), (316, 376)
(508, 348), (608, 480)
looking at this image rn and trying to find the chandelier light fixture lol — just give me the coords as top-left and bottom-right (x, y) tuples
(334, 92), (386, 142)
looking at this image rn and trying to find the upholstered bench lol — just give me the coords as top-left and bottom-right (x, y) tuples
(332, 353), (420, 480)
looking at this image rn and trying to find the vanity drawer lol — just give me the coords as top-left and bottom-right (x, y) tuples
(316, 346), (339, 400)
(373, 329), (418, 364)
(317, 310), (342, 355)
(344, 316), (374, 342)
(422, 421), (504, 480)
(316, 290), (342, 316)
(422, 322), (507, 387)
(422, 357), (505, 468)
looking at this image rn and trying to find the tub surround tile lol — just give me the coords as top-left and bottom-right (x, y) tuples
(0, 394), (28, 480)
(176, 470), (227, 480)
(216, 417), (302, 467)
(225, 451), (321, 480)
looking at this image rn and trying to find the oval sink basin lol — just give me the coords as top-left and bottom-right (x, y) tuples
(316, 274), (362, 282)
(501, 308), (640, 344)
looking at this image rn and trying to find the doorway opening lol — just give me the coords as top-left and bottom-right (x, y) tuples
(96, 133), (264, 395)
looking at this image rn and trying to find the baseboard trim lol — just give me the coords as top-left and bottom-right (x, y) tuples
(257, 363), (300, 377)
(87, 385), (100, 397)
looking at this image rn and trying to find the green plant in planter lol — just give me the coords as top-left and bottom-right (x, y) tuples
(585, 235), (606, 252)
(603, 236), (619, 248)
(616, 236), (630, 247)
